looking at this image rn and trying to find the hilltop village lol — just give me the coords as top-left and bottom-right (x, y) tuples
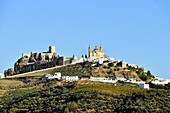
(5, 45), (133, 76)
(3, 45), (170, 89)
(1, 45), (170, 112)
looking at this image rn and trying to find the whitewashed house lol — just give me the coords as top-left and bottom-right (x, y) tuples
(90, 77), (117, 83)
(151, 79), (169, 85)
(108, 57), (115, 62)
(151, 76), (170, 85)
(77, 58), (85, 63)
(62, 76), (79, 81)
(0, 73), (5, 79)
(139, 83), (149, 89)
(116, 77), (126, 81)
(45, 72), (61, 80)
(90, 76), (106, 81)
(128, 64), (138, 68)
(127, 78), (145, 84)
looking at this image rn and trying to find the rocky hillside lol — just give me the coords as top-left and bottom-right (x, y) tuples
(52, 62), (152, 81)
(6, 60), (153, 82)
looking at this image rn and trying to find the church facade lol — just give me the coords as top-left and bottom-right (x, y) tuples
(88, 45), (105, 58)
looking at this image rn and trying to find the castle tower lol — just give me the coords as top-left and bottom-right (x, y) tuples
(49, 46), (56, 53)
(88, 45), (92, 58)
(100, 44), (103, 51)
(88, 45), (92, 51)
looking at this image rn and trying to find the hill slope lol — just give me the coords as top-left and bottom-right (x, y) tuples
(7, 62), (146, 81)
(0, 82), (169, 113)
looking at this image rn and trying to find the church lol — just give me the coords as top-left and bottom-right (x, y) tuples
(88, 45), (105, 58)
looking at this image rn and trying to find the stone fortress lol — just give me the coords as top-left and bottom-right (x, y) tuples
(22, 46), (58, 61)
(14, 46), (59, 73)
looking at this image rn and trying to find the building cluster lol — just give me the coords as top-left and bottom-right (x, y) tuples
(14, 45), (140, 75)
(20, 45), (107, 68)
(44, 72), (150, 89)
(151, 76), (170, 85)
(44, 72), (79, 81)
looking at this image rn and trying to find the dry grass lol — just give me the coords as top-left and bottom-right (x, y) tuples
(0, 79), (24, 87)
(0, 90), (8, 97)
(7, 69), (54, 78)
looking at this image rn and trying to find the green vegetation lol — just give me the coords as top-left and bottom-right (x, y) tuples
(0, 82), (169, 113)
(54, 63), (91, 77)
(72, 83), (145, 95)
(6, 60), (154, 83)
(128, 66), (153, 81)
(149, 82), (170, 90)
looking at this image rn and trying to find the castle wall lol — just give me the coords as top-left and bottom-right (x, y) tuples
(22, 46), (57, 61)
(46, 53), (54, 59)
(22, 53), (31, 58)
(58, 56), (66, 65)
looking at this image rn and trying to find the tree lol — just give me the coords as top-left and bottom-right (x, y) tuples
(146, 70), (152, 77)
(67, 101), (78, 113)
(139, 73), (147, 81)
(4, 70), (8, 77)
(137, 68), (144, 75)
(85, 54), (87, 58)
(5, 68), (14, 76)
(64, 107), (70, 113)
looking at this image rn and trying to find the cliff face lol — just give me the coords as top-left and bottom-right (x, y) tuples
(91, 67), (141, 80)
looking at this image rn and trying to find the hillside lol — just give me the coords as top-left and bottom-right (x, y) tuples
(7, 62), (152, 82)
(0, 81), (169, 113)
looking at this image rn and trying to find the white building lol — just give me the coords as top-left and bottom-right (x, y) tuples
(108, 57), (115, 62)
(127, 78), (145, 84)
(128, 64), (138, 68)
(151, 79), (169, 85)
(77, 58), (86, 63)
(92, 58), (109, 64)
(139, 83), (149, 89)
(116, 77), (126, 81)
(90, 77), (117, 83)
(45, 72), (61, 80)
(0, 73), (5, 79)
(62, 76), (79, 81)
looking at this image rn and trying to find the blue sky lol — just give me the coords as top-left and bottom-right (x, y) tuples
(0, 0), (170, 78)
